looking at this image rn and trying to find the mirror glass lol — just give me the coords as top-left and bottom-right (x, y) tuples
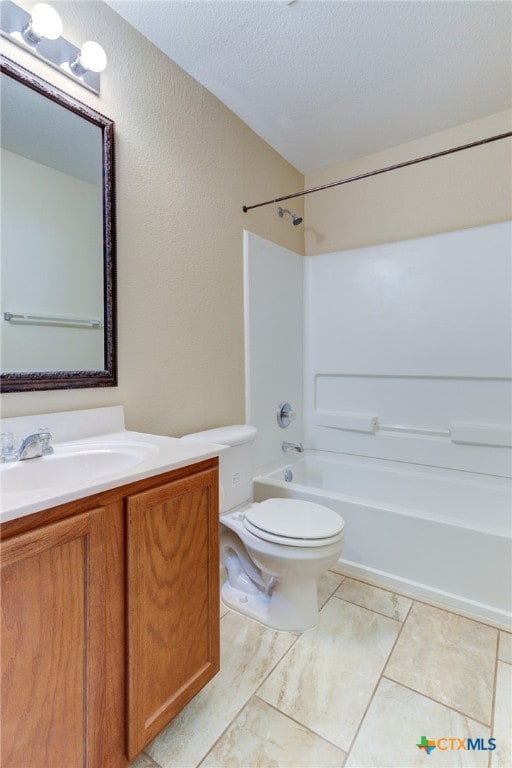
(0, 56), (116, 391)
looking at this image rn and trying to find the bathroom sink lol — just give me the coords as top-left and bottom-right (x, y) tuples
(0, 406), (225, 523)
(0, 442), (156, 495)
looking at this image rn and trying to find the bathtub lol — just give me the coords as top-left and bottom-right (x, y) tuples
(253, 451), (512, 629)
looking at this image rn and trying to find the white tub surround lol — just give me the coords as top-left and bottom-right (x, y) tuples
(305, 221), (512, 477)
(245, 223), (512, 477)
(0, 406), (224, 522)
(245, 223), (511, 628)
(254, 452), (512, 630)
(244, 231), (304, 469)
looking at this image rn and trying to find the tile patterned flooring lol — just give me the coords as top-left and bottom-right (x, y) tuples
(131, 574), (512, 768)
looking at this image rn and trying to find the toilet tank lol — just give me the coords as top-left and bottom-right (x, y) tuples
(181, 425), (257, 512)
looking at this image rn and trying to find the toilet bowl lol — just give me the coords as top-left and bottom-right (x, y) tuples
(181, 425), (345, 631)
(221, 499), (344, 630)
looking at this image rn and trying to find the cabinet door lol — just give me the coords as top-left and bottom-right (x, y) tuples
(1, 509), (105, 768)
(126, 467), (219, 759)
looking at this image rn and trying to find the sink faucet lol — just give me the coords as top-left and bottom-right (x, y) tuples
(281, 441), (304, 453)
(1, 429), (54, 462)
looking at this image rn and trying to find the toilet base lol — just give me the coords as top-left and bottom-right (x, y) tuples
(221, 575), (319, 632)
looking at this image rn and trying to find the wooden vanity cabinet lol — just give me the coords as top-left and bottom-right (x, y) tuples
(126, 466), (220, 759)
(1, 505), (109, 768)
(0, 458), (219, 768)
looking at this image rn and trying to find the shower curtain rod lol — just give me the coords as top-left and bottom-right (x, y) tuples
(242, 131), (512, 213)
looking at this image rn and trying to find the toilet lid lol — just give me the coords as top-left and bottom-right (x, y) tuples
(244, 498), (343, 540)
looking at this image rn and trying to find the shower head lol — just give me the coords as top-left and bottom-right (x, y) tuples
(278, 207), (303, 226)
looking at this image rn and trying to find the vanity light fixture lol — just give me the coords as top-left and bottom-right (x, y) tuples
(21, 3), (62, 45)
(69, 41), (107, 76)
(0, 0), (106, 94)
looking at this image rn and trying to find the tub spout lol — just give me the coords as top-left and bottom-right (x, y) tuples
(282, 441), (304, 453)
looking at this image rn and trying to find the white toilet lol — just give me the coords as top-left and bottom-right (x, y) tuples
(182, 425), (344, 631)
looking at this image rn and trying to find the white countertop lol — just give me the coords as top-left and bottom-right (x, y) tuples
(0, 407), (224, 524)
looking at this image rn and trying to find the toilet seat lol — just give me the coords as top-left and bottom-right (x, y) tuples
(242, 498), (344, 548)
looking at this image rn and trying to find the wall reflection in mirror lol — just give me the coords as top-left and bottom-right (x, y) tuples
(0, 56), (116, 392)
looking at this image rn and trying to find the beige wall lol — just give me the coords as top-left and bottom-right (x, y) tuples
(0, 1), (304, 434)
(304, 110), (512, 255)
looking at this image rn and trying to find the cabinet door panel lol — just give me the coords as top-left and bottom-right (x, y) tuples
(1, 510), (105, 768)
(126, 468), (219, 758)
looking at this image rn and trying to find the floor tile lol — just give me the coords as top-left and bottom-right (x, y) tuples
(346, 677), (491, 768)
(491, 661), (512, 768)
(498, 631), (512, 664)
(146, 611), (296, 768)
(318, 570), (344, 608)
(258, 597), (400, 751)
(200, 696), (346, 768)
(385, 602), (497, 725)
(334, 577), (412, 621)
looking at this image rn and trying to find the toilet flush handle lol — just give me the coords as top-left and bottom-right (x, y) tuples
(277, 402), (296, 428)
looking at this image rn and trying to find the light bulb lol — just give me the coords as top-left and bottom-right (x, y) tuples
(79, 41), (107, 73)
(29, 3), (63, 41)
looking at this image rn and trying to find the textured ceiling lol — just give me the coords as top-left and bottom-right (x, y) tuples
(106, 0), (512, 174)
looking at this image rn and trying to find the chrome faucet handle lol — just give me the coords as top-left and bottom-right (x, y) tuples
(38, 427), (54, 455)
(281, 441), (304, 453)
(277, 402), (296, 428)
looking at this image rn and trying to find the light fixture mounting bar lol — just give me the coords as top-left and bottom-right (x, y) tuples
(0, 0), (100, 94)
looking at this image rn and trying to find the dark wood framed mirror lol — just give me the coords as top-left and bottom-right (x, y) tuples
(0, 55), (116, 392)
